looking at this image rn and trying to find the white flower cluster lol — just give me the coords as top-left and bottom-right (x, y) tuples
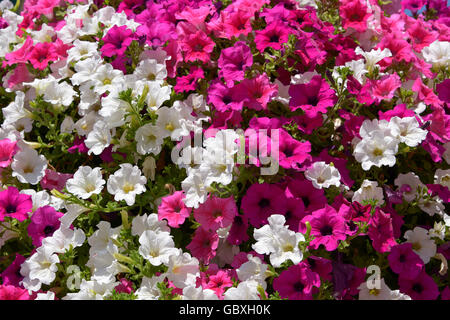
(353, 117), (427, 171)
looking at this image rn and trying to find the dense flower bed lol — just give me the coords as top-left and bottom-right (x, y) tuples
(0, 0), (449, 300)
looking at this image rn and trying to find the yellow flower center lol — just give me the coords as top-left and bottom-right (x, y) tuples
(372, 148), (383, 157)
(122, 182), (135, 194)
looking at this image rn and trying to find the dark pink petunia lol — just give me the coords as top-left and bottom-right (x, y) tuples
(241, 183), (287, 227)
(254, 22), (291, 52)
(289, 75), (336, 117)
(0, 187), (32, 222)
(398, 270), (439, 300)
(388, 243), (424, 280)
(180, 30), (215, 64)
(218, 42), (253, 87)
(101, 25), (135, 58)
(0, 139), (18, 168)
(273, 263), (320, 300)
(367, 208), (397, 253)
(27, 206), (64, 247)
(232, 74), (278, 111)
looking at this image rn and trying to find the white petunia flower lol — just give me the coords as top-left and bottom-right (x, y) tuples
(3, 91), (31, 126)
(67, 40), (99, 62)
(352, 179), (385, 206)
(181, 170), (210, 209)
(354, 130), (399, 171)
(394, 172), (425, 202)
(434, 169), (450, 189)
(358, 278), (411, 300)
(224, 280), (261, 300)
(131, 213), (170, 237)
(138, 230), (179, 266)
(25, 246), (59, 286)
(305, 161), (341, 189)
(135, 274), (165, 300)
(42, 226), (86, 254)
(182, 286), (219, 300)
(422, 40), (450, 68)
(66, 166), (105, 199)
(166, 250), (200, 289)
(418, 196), (445, 217)
(63, 275), (118, 300)
(11, 147), (47, 185)
(146, 82), (171, 111)
(156, 106), (192, 141)
(135, 123), (165, 155)
(133, 59), (167, 83)
(84, 121), (112, 155)
(389, 116), (427, 147)
(355, 47), (392, 72)
(404, 227), (437, 264)
(107, 163), (147, 206)
(236, 255), (268, 290)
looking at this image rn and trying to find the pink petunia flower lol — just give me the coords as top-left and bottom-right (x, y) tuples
(388, 243), (424, 280)
(158, 191), (191, 228)
(174, 66), (205, 93)
(232, 74), (278, 111)
(0, 285), (34, 300)
(4, 36), (34, 67)
(1, 254), (26, 287)
(203, 270), (233, 298)
(180, 30), (215, 64)
(218, 42), (253, 87)
(193, 195), (237, 231)
(0, 139), (18, 168)
(367, 208), (397, 253)
(278, 129), (312, 170)
(285, 178), (328, 213)
(27, 42), (58, 70)
(0, 187), (32, 222)
(398, 270), (439, 300)
(207, 80), (244, 112)
(114, 278), (134, 294)
(27, 206), (64, 247)
(299, 205), (347, 251)
(241, 183), (287, 227)
(369, 74), (402, 104)
(101, 25), (136, 58)
(254, 22), (291, 52)
(340, 0), (372, 33)
(227, 214), (250, 245)
(273, 263), (321, 300)
(289, 75), (336, 116)
(40, 169), (73, 192)
(186, 226), (219, 264)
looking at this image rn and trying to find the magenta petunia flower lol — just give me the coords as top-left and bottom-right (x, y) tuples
(340, 0), (372, 32)
(186, 226), (219, 264)
(369, 73), (402, 104)
(114, 278), (134, 294)
(1, 254), (26, 287)
(254, 22), (291, 52)
(227, 214), (250, 245)
(218, 42), (253, 87)
(180, 30), (215, 64)
(367, 208), (397, 253)
(241, 183), (287, 227)
(299, 205), (347, 251)
(174, 66), (204, 93)
(221, 9), (254, 39)
(27, 206), (64, 247)
(305, 256), (333, 282)
(284, 197), (306, 232)
(273, 263), (321, 300)
(4, 36), (34, 67)
(278, 129), (312, 170)
(158, 191), (191, 228)
(401, 0), (426, 13)
(232, 74), (278, 111)
(193, 195), (237, 231)
(398, 270), (439, 300)
(203, 270), (233, 298)
(388, 243), (424, 280)
(207, 80), (244, 112)
(40, 169), (73, 192)
(101, 25), (135, 58)
(285, 178), (328, 214)
(27, 42), (58, 70)
(289, 75), (336, 116)
(0, 187), (32, 222)
(0, 285), (33, 300)
(68, 136), (89, 154)
(0, 139), (18, 168)
(436, 78), (450, 104)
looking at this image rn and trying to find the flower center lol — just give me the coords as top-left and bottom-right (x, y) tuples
(5, 204), (17, 214)
(372, 147), (383, 157)
(412, 283), (423, 293)
(411, 242), (422, 251)
(165, 123), (174, 132)
(23, 165), (34, 174)
(293, 281), (305, 292)
(122, 182), (135, 194)
(369, 288), (380, 296)
(258, 198), (271, 209)
(44, 225), (55, 236)
(320, 225), (333, 236)
(282, 243), (294, 252)
(85, 183), (96, 193)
